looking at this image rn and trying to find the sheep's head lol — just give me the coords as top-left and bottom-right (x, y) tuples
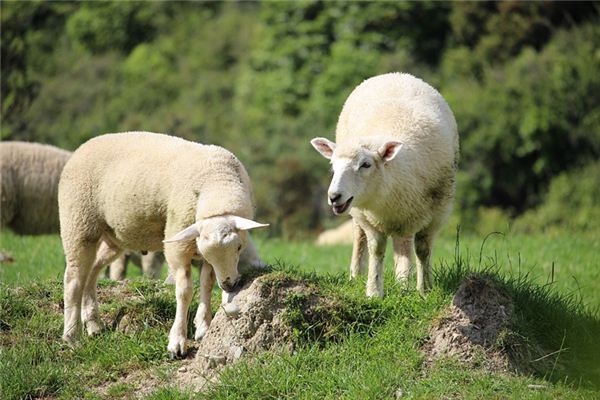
(311, 137), (402, 215)
(164, 216), (268, 291)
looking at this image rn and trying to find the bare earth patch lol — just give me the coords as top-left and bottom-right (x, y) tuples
(423, 275), (515, 371)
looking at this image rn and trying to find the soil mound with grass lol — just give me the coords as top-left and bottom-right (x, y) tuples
(424, 275), (514, 371)
(190, 272), (352, 373)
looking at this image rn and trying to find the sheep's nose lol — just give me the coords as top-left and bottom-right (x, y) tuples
(329, 192), (341, 204)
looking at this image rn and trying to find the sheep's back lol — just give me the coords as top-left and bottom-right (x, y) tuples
(59, 132), (253, 248)
(0, 142), (71, 234)
(335, 73), (457, 159)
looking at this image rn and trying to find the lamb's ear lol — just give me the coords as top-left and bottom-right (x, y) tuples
(163, 224), (201, 243)
(378, 141), (403, 163)
(310, 137), (336, 159)
(230, 216), (269, 231)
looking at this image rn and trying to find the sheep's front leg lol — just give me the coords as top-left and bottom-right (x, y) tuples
(349, 220), (367, 280)
(194, 263), (215, 341)
(393, 235), (413, 286)
(365, 229), (387, 298)
(166, 254), (193, 359)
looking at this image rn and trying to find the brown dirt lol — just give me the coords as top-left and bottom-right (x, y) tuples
(190, 274), (312, 375)
(423, 275), (514, 371)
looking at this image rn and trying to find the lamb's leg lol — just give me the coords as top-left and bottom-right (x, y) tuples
(108, 253), (128, 280)
(82, 238), (123, 336)
(349, 220), (367, 279)
(194, 263), (215, 341)
(365, 229), (387, 298)
(393, 235), (413, 286)
(415, 231), (435, 294)
(142, 251), (162, 279)
(63, 241), (97, 344)
(165, 246), (193, 359)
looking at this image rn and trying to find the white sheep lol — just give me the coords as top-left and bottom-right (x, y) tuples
(315, 219), (354, 246)
(59, 132), (268, 358)
(0, 141), (167, 281)
(311, 72), (459, 297)
(1, 141), (71, 234)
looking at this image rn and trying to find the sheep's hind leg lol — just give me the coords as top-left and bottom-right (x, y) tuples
(63, 241), (97, 344)
(142, 252), (162, 279)
(108, 253), (128, 280)
(365, 229), (387, 298)
(349, 220), (367, 280)
(82, 237), (123, 336)
(393, 235), (414, 287)
(415, 231), (435, 295)
(194, 263), (215, 341)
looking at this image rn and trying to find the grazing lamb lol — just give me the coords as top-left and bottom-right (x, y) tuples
(1, 141), (71, 234)
(59, 132), (268, 358)
(311, 72), (459, 297)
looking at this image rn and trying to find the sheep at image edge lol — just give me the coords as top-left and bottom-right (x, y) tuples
(58, 132), (268, 358)
(0, 141), (166, 279)
(311, 72), (459, 297)
(1, 141), (71, 234)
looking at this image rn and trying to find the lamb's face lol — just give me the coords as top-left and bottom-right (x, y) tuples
(197, 219), (246, 292)
(164, 216), (269, 292)
(311, 137), (403, 215)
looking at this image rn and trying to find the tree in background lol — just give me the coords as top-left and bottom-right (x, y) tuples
(1, 1), (598, 236)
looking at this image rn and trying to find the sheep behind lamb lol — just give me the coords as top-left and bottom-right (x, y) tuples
(311, 72), (459, 297)
(1, 141), (71, 234)
(0, 141), (169, 280)
(59, 132), (268, 358)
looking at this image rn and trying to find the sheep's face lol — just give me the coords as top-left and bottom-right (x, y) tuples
(311, 137), (402, 214)
(164, 216), (268, 292)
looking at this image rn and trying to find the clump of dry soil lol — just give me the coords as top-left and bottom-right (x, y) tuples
(424, 275), (514, 371)
(190, 273), (331, 373)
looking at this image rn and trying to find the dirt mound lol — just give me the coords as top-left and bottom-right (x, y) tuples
(424, 275), (514, 371)
(189, 273), (342, 374)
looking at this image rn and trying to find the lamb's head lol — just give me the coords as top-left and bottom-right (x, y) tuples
(164, 216), (268, 291)
(311, 137), (402, 215)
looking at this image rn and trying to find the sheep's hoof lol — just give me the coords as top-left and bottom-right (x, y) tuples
(366, 289), (384, 299)
(223, 303), (241, 318)
(85, 320), (103, 336)
(194, 325), (209, 341)
(167, 336), (188, 359)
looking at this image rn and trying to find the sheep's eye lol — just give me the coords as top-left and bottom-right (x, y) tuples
(238, 245), (242, 252)
(360, 162), (371, 169)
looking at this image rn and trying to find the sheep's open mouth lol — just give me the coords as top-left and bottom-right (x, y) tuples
(332, 197), (353, 215)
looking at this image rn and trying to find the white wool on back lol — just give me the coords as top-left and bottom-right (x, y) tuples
(1, 141), (71, 234)
(59, 132), (255, 252)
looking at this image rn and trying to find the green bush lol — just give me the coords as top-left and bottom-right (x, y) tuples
(514, 162), (600, 234)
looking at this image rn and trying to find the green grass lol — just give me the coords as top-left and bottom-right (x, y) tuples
(1, 228), (599, 399)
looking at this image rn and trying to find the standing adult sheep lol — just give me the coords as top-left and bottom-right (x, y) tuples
(59, 132), (268, 358)
(1, 141), (71, 234)
(311, 72), (459, 297)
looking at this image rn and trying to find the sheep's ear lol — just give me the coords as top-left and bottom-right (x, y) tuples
(230, 216), (269, 231)
(310, 137), (336, 159)
(378, 141), (403, 163)
(163, 224), (201, 243)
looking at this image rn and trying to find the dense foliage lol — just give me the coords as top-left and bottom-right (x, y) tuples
(2, 1), (598, 236)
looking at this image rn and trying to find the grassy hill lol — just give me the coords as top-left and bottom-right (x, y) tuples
(1, 230), (599, 399)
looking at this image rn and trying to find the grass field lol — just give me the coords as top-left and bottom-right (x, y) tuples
(1, 228), (599, 399)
